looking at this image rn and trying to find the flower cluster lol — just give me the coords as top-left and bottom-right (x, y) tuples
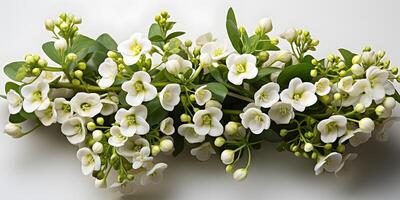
(3, 9), (400, 193)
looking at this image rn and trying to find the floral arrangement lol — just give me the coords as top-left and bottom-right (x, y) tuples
(2, 8), (400, 193)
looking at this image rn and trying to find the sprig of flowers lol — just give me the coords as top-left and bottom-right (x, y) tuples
(2, 8), (400, 193)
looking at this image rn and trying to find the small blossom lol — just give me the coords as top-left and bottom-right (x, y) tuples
(115, 105), (149, 137)
(76, 147), (101, 176)
(97, 58), (118, 89)
(4, 123), (23, 138)
(117, 136), (150, 158)
(61, 117), (88, 144)
(240, 107), (270, 134)
(349, 79), (372, 107)
(220, 149), (235, 165)
(200, 41), (229, 66)
(6, 89), (23, 114)
(159, 83), (181, 111)
(100, 97), (119, 116)
(195, 85), (212, 106)
(280, 28), (297, 43)
(21, 81), (50, 113)
(195, 32), (214, 46)
(257, 17), (273, 33)
(35, 102), (57, 126)
(70, 92), (103, 117)
(193, 107), (224, 136)
(350, 64), (365, 76)
(132, 146), (153, 169)
(165, 54), (193, 76)
(226, 54), (258, 85)
(122, 71), (157, 106)
(108, 126), (128, 147)
(190, 142), (216, 161)
(54, 98), (72, 123)
(317, 115), (347, 143)
(280, 78), (317, 112)
(314, 78), (331, 96)
(140, 163), (168, 185)
(314, 152), (342, 175)
(361, 51), (377, 66)
(160, 117), (175, 135)
(233, 168), (248, 181)
(54, 38), (67, 51)
(366, 66), (388, 100)
(268, 102), (295, 124)
(224, 122), (246, 140)
(254, 82), (280, 108)
(177, 124), (205, 143)
(337, 76), (354, 93)
(117, 33), (152, 65)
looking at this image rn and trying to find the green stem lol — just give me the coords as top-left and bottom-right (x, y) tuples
(50, 82), (121, 93)
(223, 109), (242, 115)
(187, 65), (203, 83)
(227, 92), (254, 103)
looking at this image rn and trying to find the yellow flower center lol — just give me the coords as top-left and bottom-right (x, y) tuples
(202, 114), (212, 125)
(126, 115), (137, 126)
(214, 49), (223, 57)
(134, 81), (144, 92)
(32, 90), (42, 102)
(235, 63), (247, 74)
(80, 103), (91, 111)
(130, 40), (142, 56)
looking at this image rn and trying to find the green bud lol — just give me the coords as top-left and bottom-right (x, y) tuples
(327, 54), (335, 62)
(311, 39), (319, 46)
(337, 144), (345, 153)
(239, 26), (246, 34)
(324, 143), (332, 151)
(25, 55), (35, 64)
(337, 62), (346, 69)
(45, 19), (55, 31)
(258, 51), (269, 62)
(154, 15), (161, 22)
(214, 137), (226, 147)
(96, 117), (104, 125)
(294, 152), (302, 157)
(193, 47), (201, 56)
(391, 67), (398, 74)
(311, 59), (318, 66)
(397, 75), (400, 82)
(305, 131), (314, 138)
(320, 95), (330, 105)
(37, 59), (48, 67)
(193, 107), (199, 112)
(151, 145), (161, 156)
(72, 79), (80, 86)
(291, 145), (298, 152)
(74, 70), (83, 79)
(180, 114), (191, 123)
(311, 152), (318, 159)
(363, 46), (371, 52)
(280, 129), (288, 137)
(107, 51), (118, 59)
(270, 37), (279, 45)
(189, 94), (196, 102)
(67, 53), (77, 61)
(352, 55), (362, 65)
(184, 40), (192, 47)
(334, 93), (342, 101)
(339, 70), (347, 77)
(310, 69), (318, 77)
(32, 68), (41, 76)
(161, 11), (169, 18)
(60, 22), (68, 31)
(77, 62), (86, 70)
(73, 16), (82, 24)
(59, 13), (67, 21)
(87, 122), (97, 131)
(226, 165), (234, 173)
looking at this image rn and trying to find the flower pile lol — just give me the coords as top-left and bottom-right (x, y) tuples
(3, 8), (400, 193)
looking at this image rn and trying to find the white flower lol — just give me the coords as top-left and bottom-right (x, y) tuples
(280, 28), (297, 43)
(195, 32), (214, 46)
(35, 102), (57, 126)
(195, 85), (212, 106)
(54, 98), (72, 123)
(366, 66), (388, 100)
(275, 50), (292, 63)
(70, 92), (103, 117)
(314, 78), (331, 96)
(117, 136), (150, 158)
(160, 117), (175, 135)
(190, 142), (216, 161)
(21, 81), (50, 113)
(115, 105), (149, 137)
(108, 126), (128, 147)
(200, 41), (229, 66)
(254, 82), (280, 108)
(140, 163), (168, 185)
(132, 146), (153, 169)
(280, 78), (317, 112)
(76, 147), (101, 176)
(317, 115), (347, 143)
(337, 76), (354, 93)
(37, 71), (63, 83)
(340, 129), (371, 147)
(199, 53), (212, 67)
(159, 83), (181, 111)
(54, 38), (67, 51)
(61, 117), (87, 144)
(268, 102), (295, 124)
(224, 122), (246, 140)
(165, 54), (193, 76)
(257, 18), (273, 33)
(226, 54), (258, 85)
(358, 118), (375, 133)
(6, 89), (22, 114)
(97, 58), (118, 89)
(4, 123), (23, 138)
(100, 97), (118, 116)
(220, 149), (235, 165)
(361, 51), (377, 66)
(314, 152), (342, 175)
(117, 33), (152, 65)
(122, 71), (157, 106)
(349, 79), (373, 107)
(177, 124), (205, 143)
(193, 107), (224, 136)
(350, 64), (365, 76)
(233, 168), (248, 181)
(240, 107), (270, 134)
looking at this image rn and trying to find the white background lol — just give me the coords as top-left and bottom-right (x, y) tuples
(1, 0), (400, 199)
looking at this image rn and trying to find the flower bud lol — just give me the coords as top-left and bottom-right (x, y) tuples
(258, 51), (269, 62)
(72, 79), (80, 85)
(4, 123), (23, 138)
(225, 121), (239, 136)
(276, 51), (291, 63)
(383, 97), (396, 109)
(311, 39), (320, 46)
(320, 95), (330, 105)
(25, 55), (35, 64)
(54, 38), (67, 52)
(337, 62), (346, 69)
(199, 53), (212, 67)
(359, 118), (375, 133)
(214, 137), (226, 147)
(96, 117), (104, 125)
(184, 40), (192, 47)
(92, 130), (103, 142)
(151, 145), (161, 156)
(377, 50), (385, 58)
(160, 138), (174, 152)
(337, 144), (345, 153)
(180, 114), (191, 123)
(226, 165), (234, 173)
(258, 18), (273, 33)
(77, 62), (86, 70)
(352, 55), (362, 65)
(270, 37), (279, 45)
(73, 16), (82, 24)
(37, 59), (48, 67)
(280, 28), (297, 43)
(333, 93), (342, 101)
(361, 51), (377, 66)
(339, 70), (347, 77)
(350, 64), (365, 76)
(310, 69), (318, 77)
(304, 143), (314, 152)
(94, 178), (107, 188)
(87, 122), (97, 131)
(32, 68), (41, 76)
(92, 142), (104, 154)
(45, 19), (55, 31)
(67, 53), (77, 61)
(391, 67), (398, 75)
(74, 70), (83, 79)
(324, 143), (332, 151)
(354, 103), (366, 113)
(279, 129), (288, 137)
(233, 168), (248, 181)
(375, 105), (386, 116)
(221, 149), (235, 165)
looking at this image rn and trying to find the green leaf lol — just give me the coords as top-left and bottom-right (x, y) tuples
(148, 23), (164, 41)
(71, 35), (98, 53)
(338, 48), (356, 67)
(172, 134), (185, 157)
(4, 62), (25, 82)
(226, 7), (237, 26)
(118, 91), (130, 108)
(145, 98), (169, 126)
(209, 66), (227, 83)
(165, 31), (185, 41)
(256, 40), (279, 51)
(5, 82), (20, 93)
(277, 63), (314, 89)
(96, 33), (118, 51)
(149, 35), (164, 42)
(163, 69), (182, 83)
(9, 113), (26, 123)
(226, 20), (243, 53)
(206, 82), (229, 102)
(42, 42), (62, 64)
